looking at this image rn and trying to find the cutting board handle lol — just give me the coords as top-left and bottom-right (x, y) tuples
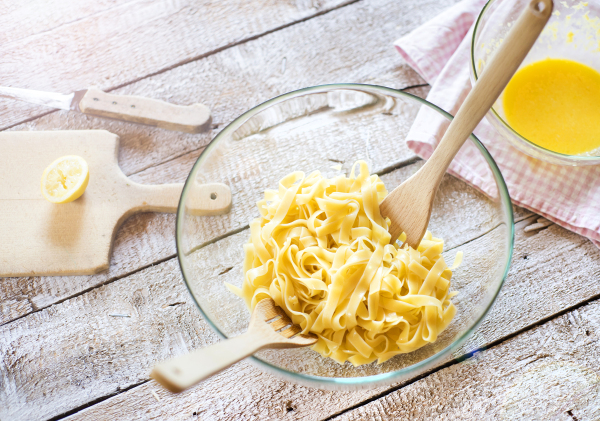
(131, 182), (232, 216)
(78, 87), (211, 134)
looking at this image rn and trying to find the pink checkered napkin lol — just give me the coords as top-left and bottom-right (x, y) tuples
(395, 0), (600, 247)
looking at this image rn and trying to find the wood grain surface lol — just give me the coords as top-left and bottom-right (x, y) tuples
(334, 300), (600, 421)
(0, 0), (134, 44)
(2, 0), (599, 419)
(32, 213), (599, 421)
(0, 0), (447, 326)
(0, 0), (353, 130)
(2, 162), (599, 421)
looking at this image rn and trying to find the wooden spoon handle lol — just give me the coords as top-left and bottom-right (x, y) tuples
(78, 87), (211, 133)
(151, 332), (270, 393)
(422, 0), (553, 184)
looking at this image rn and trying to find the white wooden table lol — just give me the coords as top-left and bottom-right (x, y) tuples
(1, 1), (599, 419)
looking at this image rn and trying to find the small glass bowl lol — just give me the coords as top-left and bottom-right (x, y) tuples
(471, 0), (600, 166)
(176, 84), (514, 390)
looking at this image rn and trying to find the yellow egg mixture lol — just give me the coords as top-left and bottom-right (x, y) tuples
(503, 58), (600, 155)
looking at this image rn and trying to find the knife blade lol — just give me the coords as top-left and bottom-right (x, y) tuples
(0, 86), (211, 134)
(0, 86), (86, 111)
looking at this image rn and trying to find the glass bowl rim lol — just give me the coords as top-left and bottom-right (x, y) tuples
(175, 83), (515, 388)
(470, 0), (600, 163)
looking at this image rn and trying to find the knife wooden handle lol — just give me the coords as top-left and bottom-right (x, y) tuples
(79, 87), (211, 134)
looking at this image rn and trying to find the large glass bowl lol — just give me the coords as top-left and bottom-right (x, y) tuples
(471, 0), (600, 166)
(176, 84), (514, 390)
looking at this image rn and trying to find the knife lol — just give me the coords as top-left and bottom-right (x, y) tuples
(0, 86), (211, 134)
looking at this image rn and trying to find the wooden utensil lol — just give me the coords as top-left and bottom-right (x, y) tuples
(380, 0), (553, 248)
(151, 298), (317, 393)
(0, 130), (231, 277)
(0, 86), (211, 134)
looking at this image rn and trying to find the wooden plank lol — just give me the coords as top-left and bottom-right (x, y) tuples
(58, 219), (599, 421)
(0, 161), (495, 417)
(334, 302), (600, 420)
(0, 166), (590, 420)
(0, 1), (592, 419)
(0, 0), (354, 130)
(0, 0), (136, 45)
(7, 0), (433, 178)
(0, 259), (214, 421)
(0, 213), (176, 325)
(62, 305), (600, 421)
(0, 0), (448, 325)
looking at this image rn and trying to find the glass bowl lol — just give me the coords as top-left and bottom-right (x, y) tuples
(176, 84), (514, 390)
(471, 0), (600, 166)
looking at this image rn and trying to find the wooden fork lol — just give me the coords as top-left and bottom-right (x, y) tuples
(150, 298), (317, 393)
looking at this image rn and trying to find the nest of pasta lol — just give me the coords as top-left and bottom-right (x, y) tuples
(227, 161), (460, 366)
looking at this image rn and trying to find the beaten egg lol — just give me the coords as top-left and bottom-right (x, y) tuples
(503, 58), (600, 155)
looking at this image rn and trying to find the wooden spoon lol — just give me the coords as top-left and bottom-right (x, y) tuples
(151, 298), (317, 393)
(380, 0), (553, 248)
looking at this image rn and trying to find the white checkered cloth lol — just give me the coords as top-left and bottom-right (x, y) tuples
(395, 0), (600, 247)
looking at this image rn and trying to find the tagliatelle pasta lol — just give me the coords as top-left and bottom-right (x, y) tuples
(226, 161), (461, 366)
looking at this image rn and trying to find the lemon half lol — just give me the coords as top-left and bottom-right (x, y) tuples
(41, 155), (89, 204)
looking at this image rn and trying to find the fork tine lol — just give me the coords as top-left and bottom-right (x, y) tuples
(270, 318), (291, 331)
(280, 325), (302, 338)
(263, 304), (289, 321)
(255, 299), (316, 343)
(265, 314), (281, 324)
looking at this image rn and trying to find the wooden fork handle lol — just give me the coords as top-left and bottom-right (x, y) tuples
(422, 0), (553, 185)
(150, 332), (271, 393)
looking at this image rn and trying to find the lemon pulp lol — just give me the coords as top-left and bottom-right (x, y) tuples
(503, 58), (600, 155)
(41, 155), (89, 203)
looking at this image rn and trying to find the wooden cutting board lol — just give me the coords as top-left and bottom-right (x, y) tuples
(0, 130), (231, 277)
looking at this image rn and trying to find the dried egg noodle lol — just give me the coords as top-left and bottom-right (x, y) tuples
(226, 161), (461, 366)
